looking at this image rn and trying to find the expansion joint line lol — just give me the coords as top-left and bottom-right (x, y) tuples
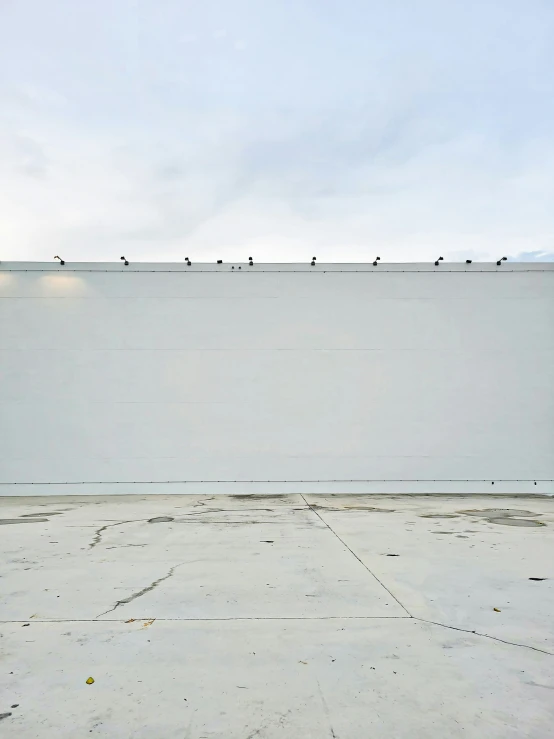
(300, 494), (412, 617)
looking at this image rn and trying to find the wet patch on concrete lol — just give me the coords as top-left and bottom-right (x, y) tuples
(457, 508), (546, 528)
(20, 512), (64, 517)
(0, 518), (49, 525)
(458, 509), (538, 517)
(431, 531), (455, 535)
(310, 504), (395, 512)
(147, 516), (174, 523)
(488, 518), (545, 527)
(344, 505), (395, 512)
(175, 519), (287, 525)
(419, 514), (460, 519)
(232, 495), (288, 501)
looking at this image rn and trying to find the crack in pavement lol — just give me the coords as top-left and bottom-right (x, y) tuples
(300, 494), (412, 618)
(89, 520), (137, 549)
(416, 618), (554, 656)
(95, 563), (185, 618)
(88, 509), (299, 546)
(88, 518), (152, 548)
(316, 679), (337, 738)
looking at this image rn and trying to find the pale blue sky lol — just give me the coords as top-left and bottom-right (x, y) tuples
(1, 0), (553, 262)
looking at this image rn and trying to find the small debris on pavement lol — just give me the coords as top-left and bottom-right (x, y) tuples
(143, 619), (155, 628)
(0, 713), (12, 720)
(529, 577), (547, 581)
(493, 608), (501, 612)
(86, 677), (95, 685)
(125, 619), (136, 623)
(11, 705), (19, 708)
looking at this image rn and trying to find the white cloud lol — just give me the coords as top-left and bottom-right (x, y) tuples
(1, 0), (553, 263)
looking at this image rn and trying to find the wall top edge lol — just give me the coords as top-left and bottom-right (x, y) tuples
(2, 262), (553, 273)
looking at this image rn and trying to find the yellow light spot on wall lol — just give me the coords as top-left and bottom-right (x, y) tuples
(38, 274), (87, 296)
(0, 272), (16, 294)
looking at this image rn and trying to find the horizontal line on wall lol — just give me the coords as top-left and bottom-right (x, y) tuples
(1, 479), (551, 485)
(3, 455), (530, 460)
(3, 348), (553, 353)
(0, 293), (550, 296)
(3, 269), (552, 274)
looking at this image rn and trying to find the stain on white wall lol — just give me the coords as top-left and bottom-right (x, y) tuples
(1, 263), (553, 495)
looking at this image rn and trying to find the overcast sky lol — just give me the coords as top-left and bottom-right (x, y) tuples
(1, 0), (553, 263)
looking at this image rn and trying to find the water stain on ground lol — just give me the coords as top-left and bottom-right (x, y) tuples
(147, 516), (174, 523)
(488, 518), (545, 527)
(458, 509), (537, 517)
(175, 519), (283, 525)
(20, 512), (64, 517)
(233, 495), (288, 501)
(310, 504), (395, 512)
(0, 518), (50, 525)
(457, 508), (546, 528)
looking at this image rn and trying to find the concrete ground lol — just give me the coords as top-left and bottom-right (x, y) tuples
(1, 494), (553, 738)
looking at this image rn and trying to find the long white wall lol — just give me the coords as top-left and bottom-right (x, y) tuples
(1, 262), (553, 495)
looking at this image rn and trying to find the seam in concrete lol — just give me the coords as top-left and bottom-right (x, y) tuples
(416, 618), (554, 656)
(95, 563), (185, 618)
(1, 616), (413, 623)
(300, 494), (413, 618)
(3, 616), (550, 656)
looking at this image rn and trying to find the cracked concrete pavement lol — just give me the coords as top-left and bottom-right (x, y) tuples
(1, 493), (553, 737)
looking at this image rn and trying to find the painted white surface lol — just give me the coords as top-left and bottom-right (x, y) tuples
(1, 494), (553, 737)
(1, 263), (553, 494)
